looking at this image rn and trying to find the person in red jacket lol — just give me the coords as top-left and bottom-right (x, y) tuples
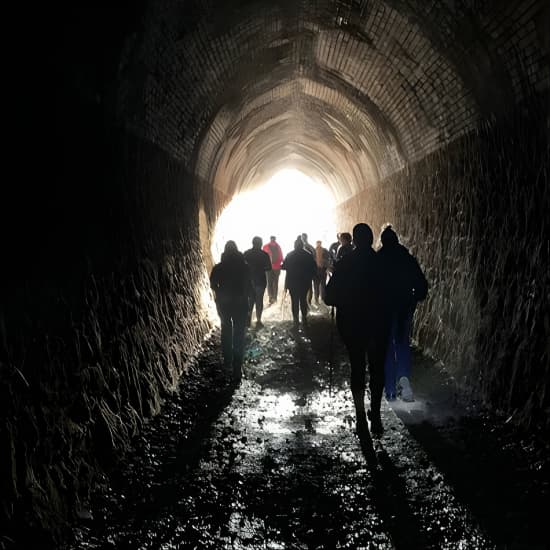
(262, 235), (284, 305)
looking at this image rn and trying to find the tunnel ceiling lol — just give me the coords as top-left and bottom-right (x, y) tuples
(118, 0), (547, 202)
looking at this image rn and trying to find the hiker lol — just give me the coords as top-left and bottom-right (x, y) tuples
(210, 240), (253, 383)
(281, 238), (317, 329)
(313, 240), (331, 304)
(244, 236), (272, 329)
(325, 223), (389, 435)
(336, 232), (354, 262)
(329, 233), (341, 264)
(377, 225), (428, 402)
(301, 233), (315, 304)
(262, 235), (284, 304)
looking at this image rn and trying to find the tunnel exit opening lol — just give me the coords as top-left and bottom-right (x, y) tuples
(211, 169), (338, 262)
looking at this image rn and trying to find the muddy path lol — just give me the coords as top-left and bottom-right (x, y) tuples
(68, 304), (548, 549)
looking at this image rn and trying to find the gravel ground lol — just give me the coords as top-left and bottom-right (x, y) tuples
(68, 301), (549, 550)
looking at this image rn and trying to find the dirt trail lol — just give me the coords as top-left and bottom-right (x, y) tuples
(69, 303), (548, 549)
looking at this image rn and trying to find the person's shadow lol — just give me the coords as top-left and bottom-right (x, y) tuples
(357, 428), (427, 549)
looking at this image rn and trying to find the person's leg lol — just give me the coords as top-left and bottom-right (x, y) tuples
(218, 308), (233, 369)
(367, 317), (391, 433)
(384, 317), (398, 399)
(299, 287), (309, 324)
(366, 335), (386, 433)
(266, 271), (275, 303)
(254, 284), (265, 324)
(313, 270), (320, 303)
(289, 288), (299, 326)
(337, 314), (367, 430)
(232, 305), (248, 382)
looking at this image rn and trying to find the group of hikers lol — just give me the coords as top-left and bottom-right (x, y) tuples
(209, 223), (428, 435)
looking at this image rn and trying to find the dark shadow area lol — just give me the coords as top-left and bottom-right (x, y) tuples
(400, 416), (549, 549)
(65, 333), (238, 549)
(392, 350), (550, 549)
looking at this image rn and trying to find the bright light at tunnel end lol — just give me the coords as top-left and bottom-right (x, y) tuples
(212, 169), (338, 261)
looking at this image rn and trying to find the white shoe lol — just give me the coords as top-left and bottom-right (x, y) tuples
(398, 376), (414, 402)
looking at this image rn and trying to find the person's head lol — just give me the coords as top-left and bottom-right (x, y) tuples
(380, 224), (399, 247)
(316, 240), (322, 247)
(336, 232), (342, 242)
(340, 232), (352, 246)
(294, 238), (304, 251)
(352, 223), (374, 249)
(301, 233), (308, 243)
(222, 240), (239, 260)
(252, 236), (262, 248)
(270, 235), (276, 242)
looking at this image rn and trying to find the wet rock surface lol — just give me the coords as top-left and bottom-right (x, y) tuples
(67, 305), (548, 549)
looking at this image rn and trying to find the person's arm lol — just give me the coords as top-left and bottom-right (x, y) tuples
(210, 265), (220, 297)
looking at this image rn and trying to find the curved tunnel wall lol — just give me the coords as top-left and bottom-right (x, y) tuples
(2, 0), (549, 542)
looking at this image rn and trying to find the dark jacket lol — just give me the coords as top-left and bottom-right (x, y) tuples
(377, 243), (428, 318)
(210, 251), (253, 309)
(243, 247), (271, 287)
(282, 249), (316, 291)
(325, 247), (380, 317)
(336, 243), (354, 262)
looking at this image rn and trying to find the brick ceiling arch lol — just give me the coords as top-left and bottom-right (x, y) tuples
(118, 0), (546, 202)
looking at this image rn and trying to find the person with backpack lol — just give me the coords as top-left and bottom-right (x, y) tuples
(325, 223), (389, 435)
(282, 238), (317, 329)
(244, 236), (272, 328)
(210, 240), (254, 383)
(313, 240), (331, 304)
(377, 225), (428, 401)
(262, 236), (284, 305)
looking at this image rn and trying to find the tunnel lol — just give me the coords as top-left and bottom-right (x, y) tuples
(2, 0), (549, 548)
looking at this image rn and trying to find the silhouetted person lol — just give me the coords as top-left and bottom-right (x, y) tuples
(262, 235), (283, 304)
(210, 240), (253, 383)
(282, 238), (317, 329)
(313, 240), (331, 304)
(301, 233), (315, 304)
(244, 236), (272, 329)
(377, 225), (428, 401)
(325, 223), (389, 435)
(329, 233), (341, 263)
(336, 232), (354, 261)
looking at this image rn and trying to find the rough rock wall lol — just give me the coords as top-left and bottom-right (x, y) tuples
(336, 93), (549, 428)
(1, 135), (211, 544)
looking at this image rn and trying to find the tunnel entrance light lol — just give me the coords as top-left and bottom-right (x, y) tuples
(211, 169), (337, 262)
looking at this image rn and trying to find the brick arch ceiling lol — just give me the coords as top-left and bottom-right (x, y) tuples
(118, 0), (544, 203)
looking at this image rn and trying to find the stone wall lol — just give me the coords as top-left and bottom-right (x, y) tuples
(336, 92), (549, 428)
(0, 134), (212, 544)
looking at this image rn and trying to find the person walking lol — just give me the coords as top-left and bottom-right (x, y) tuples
(377, 225), (428, 401)
(244, 236), (272, 329)
(325, 223), (389, 435)
(313, 240), (331, 304)
(262, 235), (284, 305)
(336, 232), (354, 262)
(282, 238), (317, 329)
(329, 233), (341, 263)
(301, 233), (316, 304)
(210, 241), (253, 383)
